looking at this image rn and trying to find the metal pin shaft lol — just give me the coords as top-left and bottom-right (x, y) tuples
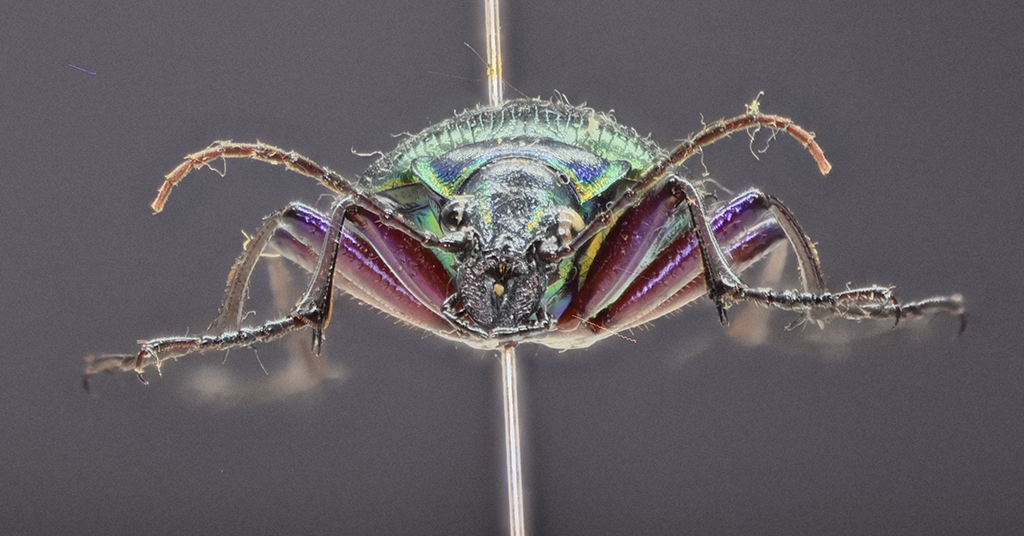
(485, 0), (503, 107)
(486, 2), (525, 533)
(501, 344), (526, 536)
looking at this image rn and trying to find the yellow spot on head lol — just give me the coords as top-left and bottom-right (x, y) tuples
(493, 282), (505, 297)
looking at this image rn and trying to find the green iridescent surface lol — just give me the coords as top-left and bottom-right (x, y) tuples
(359, 99), (673, 316)
(409, 138), (631, 203)
(363, 99), (666, 200)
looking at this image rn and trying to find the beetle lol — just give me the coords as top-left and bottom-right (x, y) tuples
(84, 94), (963, 385)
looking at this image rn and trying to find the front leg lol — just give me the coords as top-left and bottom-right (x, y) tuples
(84, 202), (349, 384)
(84, 199), (459, 386)
(591, 189), (795, 332)
(673, 178), (929, 325)
(293, 199), (348, 354)
(558, 178), (962, 340)
(557, 186), (794, 336)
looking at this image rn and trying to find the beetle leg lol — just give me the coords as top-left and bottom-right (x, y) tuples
(293, 200), (348, 354)
(558, 179), (687, 323)
(560, 182), (962, 341)
(84, 198), (461, 384)
(184, 256), (343, 405)
(672, 177), (935, 326)
(559, 176), (816, 325)
(209, 206), (297, 334)
(583, 190), (792, 332)
(210, 196), (458, 339)
(892, 295), (967, 334)
(268, 204), (456, 335)
(84, 312), (320, 385)
(84, 202), (349, 383)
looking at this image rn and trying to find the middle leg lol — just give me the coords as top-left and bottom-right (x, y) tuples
(85, 198), (458, 382)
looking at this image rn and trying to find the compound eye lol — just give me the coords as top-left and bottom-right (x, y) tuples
(440, 198), (468, 231)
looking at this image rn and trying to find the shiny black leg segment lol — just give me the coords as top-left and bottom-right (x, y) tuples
(84, 200), (352, 384)
(293, 200), (348, 354)
(671, 176), (914, 326)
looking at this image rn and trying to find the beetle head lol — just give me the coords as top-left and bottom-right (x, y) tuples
(439, 157), (583, 337)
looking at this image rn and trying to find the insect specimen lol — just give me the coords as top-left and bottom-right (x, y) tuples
(83, 91), (964, 380)
(83, 3), (965, 533)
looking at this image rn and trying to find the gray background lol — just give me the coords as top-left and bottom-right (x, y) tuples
(2, 0), (1021, 534)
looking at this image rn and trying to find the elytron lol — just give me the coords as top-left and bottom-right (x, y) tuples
(84, 95), (963, 383)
